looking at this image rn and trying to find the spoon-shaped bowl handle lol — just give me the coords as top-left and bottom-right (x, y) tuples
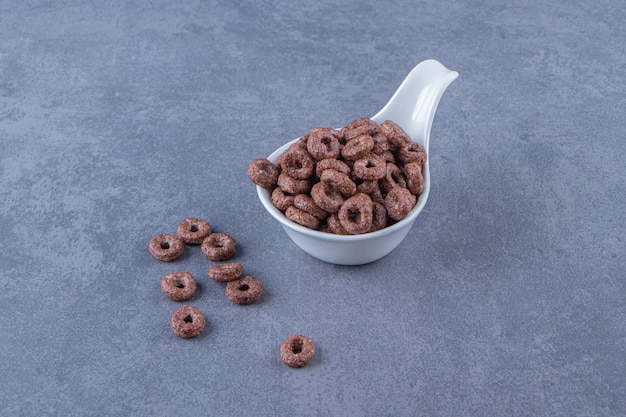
(371, 59), (458, 152)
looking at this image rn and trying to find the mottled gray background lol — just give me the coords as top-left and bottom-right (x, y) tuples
(1, 1), (624, 416)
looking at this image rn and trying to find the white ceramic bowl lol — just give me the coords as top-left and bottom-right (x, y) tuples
(255, 60), (458, 265)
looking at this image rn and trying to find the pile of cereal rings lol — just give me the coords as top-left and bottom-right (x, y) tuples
(248, 118), (426, 235)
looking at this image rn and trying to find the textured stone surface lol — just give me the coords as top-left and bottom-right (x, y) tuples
(1, 1), (624, 416)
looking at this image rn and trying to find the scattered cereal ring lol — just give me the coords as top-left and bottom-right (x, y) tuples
(319, 169), (356, 197)
(280, 334), (316, 368)
(341, 117), (380, 142)
(307, 127), (342, 160)
(338, 193), (374, 235)
(311, 182), (344, 214)
(279, 147), (315, 180)
(170, 305), (206, 338)
(177, 217), (212, 245)
(384, 187), (417, 221)
(226, 276), (264, 305)
(341, 134), (374, 160)
(403, 162), (425, 195)
(208, 262), (244, 282)
(352, 154), (387, 180)
(294, 194), (328, 220)
(271, 187), (295, 211)
(277, 173), (311, 195)
(247, 158), (280, 189)
(201, 232), (237, 261)
(161, 271), (197, 301)
(149, 233), (184, 261)
(285, 205), (320, 229)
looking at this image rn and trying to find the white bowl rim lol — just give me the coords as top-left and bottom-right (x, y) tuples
(256, 136), (430, 243)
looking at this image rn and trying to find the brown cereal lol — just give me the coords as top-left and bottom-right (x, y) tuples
(319, 169), (356, 197)
(384, 186), (417, 221)
(369, 202), (388, 232)
(352, 154), (387, 180)
(149, 233), (184, 261)
(311, 181), (344, 214)
(294, 194), (328, 220)
(285, 205), (320, 229)
(280, 334), (316, 368)
(201, 232), (237, 261)
(247, 158), (280, 189)
(208, 262), (244, 282)
(170, 305), (205, 338)
(403, 162), (425, 195)
(371, 133), (391, 154)
(277, 173), (311, 195)
(226, 276), (264, 305)
(397, 141), (427, 165)
(381, 162), (407, 194)
(326, 213), (350, 235)
(161, 271), (197, 301)
(177, 217), (212, 245)
(341, 134), (374, 160)
(380, 120), (411, 149)
(279, 147), (315, 180)
(315, 158), (351, 177)
(341, 117), (380, 142)
(338, 193), (374, 235)
(306, 127), (342, 160)
(271, 187), (295, 211)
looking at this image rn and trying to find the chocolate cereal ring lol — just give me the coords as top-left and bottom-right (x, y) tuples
(271, 187), (295, 211)
(226, 276), (264, 305)
(285, 205), (320, 230)
(381, 162), (407, 194)
(338, 193), (374, 235)
(320, 169), (356, 197)
(294, 194), (328, 220)
(279, 147), (315, 180)
(326, 213), (349, 235)
(177, 217), (211, 245)
(161, 271), (197, 301)
(171, 305), (205, 338)
(352, 154), (387, 180)
(208, 262), (244, 282)
(341, 134), (374, 161)
(403, 162), (425, 195)
(380, 120), (411, 149)
(397, 141), (427, 165)
(315, 158), (351, 177)
(307, 127), (342, 160)
(341, 117), (380, 142)
(280, 334), (316, 368)
(247, 158), (280, 189)
(201, 232), (237, 261)
(149, 233), (184, 261)
(311, 182), (344, 214)
(369, 202), (388, 232)
(277, 173), (311, 195)
(384, 186), (417, 221)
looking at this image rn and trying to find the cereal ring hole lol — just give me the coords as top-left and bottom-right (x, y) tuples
(160, 242), (170, 250)
(172, 278), (186, 288)
(188, 225), (199, 232)
(183, 315), (193, 323)
(291, 339), (303, 354)
(238, 284), (250, 291)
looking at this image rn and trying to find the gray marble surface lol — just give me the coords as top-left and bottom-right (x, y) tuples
(1, 1), (625, 416)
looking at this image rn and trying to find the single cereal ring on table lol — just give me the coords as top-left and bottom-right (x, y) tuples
(208, 262), (244, 282)
(338, 193), (374, 235)
(279, 147), (315, 180)
(280, 334), (316, 368)
(352, 154), (387, 180)
(315, 158), (351, 177)
(294, 194), (328, 220)
(319, 169), (356, 197)
(341, 117), (380, 142)
(341, 134), (374, 161)
(285, 205), (320, 230)
(380, 120), (411, 149)
(306, 127), (342, 160)
(271, 187), (295, 211)
(403, 162), (425, 195)
(311, 182), (344, 214)
(384, 186), (417, 221)
(161, 271), (197, 301)
(397, 141), (427, 165)
(176, 217), (212, 245)
(149, 233), (184, 261)
(277, 173), (311, 195)
(170, 305), (205, 338)
(369, 202), (388, 232)
(380, 162), (407, 194)
(201, 232), (237, 261)
(226, 276), (264, 305)
(247, 158), (280, 189)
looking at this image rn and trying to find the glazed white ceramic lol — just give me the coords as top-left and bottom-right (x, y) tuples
(256, 59), (458, 265)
